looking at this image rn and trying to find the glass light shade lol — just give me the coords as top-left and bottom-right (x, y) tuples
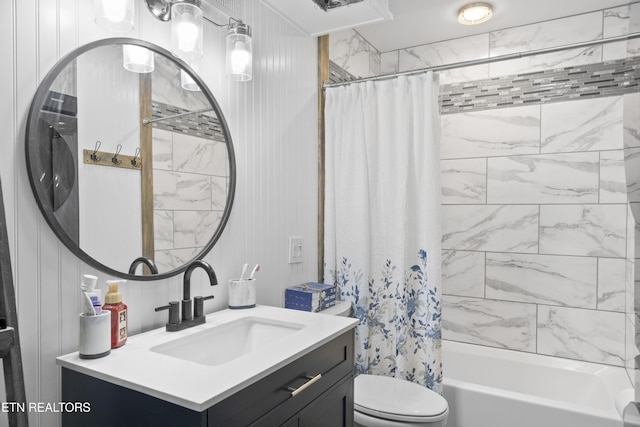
(181, 58), (202, 92)
(458, 3), (493, 25)
(226, 22), (253, 82)
(94, 0), (134, 32)
(123, 45), (155, 73)
(171, 1), (203, 61)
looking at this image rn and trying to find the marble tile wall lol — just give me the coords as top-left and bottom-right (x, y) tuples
(329, 2), (640, 371)
(329, 28), (380, 79)
(152, 127), (229, 271)
(390, 6), (637, 85)
(624, 90), (640, 388)
(441, 95), (630, 368)
(330, 4), (640, 85)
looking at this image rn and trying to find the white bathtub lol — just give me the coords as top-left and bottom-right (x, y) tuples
(442, 340), (633, 427)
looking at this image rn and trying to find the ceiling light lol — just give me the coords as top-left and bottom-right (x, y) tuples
(458, 2), (493, 26)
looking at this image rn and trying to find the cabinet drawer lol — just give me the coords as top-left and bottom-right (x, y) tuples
(208, 329), (354, 427)
(276, 371), (354, 427)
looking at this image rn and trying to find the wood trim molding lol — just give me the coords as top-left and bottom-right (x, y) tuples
(140, 73), (155, 274)
(318, 35), (330, 283)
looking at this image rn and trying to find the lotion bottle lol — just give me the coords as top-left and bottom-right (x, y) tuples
(102, 280), (128, 349)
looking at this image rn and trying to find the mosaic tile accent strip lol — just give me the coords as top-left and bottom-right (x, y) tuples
(329, 56), (640, 115)
(329, 60), (356, 83)
(441, 56), (640, 114)
(150, 101), (227, 141)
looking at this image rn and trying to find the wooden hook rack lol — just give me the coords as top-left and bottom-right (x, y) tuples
(82, 149), (141, 171)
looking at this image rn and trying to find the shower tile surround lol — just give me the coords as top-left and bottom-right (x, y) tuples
(150, 103), (230, 272)
(330, 3), (640, 376)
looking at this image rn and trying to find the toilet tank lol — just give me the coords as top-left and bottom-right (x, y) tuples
(320, 300), (352, 317)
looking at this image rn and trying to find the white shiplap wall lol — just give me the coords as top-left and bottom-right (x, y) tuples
(0, 1), (318, 425)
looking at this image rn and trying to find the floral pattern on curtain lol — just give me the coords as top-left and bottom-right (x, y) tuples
(328, 249), (442, 393)
(323, 72), (442, 393)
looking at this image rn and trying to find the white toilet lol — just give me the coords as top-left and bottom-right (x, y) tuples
(322, 301), (449, 427)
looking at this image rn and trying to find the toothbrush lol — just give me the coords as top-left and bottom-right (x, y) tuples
(240, 263), (249, 280)
(249, 264), (260, 280)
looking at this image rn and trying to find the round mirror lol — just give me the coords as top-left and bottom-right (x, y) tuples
(25, 38), (236, 280)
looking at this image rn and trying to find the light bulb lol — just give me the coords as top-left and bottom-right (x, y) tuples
(230, 41), (250, 74)
(463, 9), (486, 21)
(171, 2), (203, 59)
(180, 57), (201, 92)
(94, 0), (134, 32)
(457, 3), (493, 26)
(123, 45), (155, 73)
(105, 0), (128, 23)
(176, 21), (199, 53)
(225, 22), (252, 81)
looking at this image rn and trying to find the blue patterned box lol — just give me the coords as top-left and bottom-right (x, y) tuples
(285, 283), (337, 312)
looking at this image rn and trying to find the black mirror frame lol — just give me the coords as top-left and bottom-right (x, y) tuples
(25, 37), (236, 281)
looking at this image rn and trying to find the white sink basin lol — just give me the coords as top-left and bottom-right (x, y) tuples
(57, 305), (359, 411)
(149, 316), (305, 366)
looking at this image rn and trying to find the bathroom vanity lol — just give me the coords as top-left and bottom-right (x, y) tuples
(57, 305), (357, 426)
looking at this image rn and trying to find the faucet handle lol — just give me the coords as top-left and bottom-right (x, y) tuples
(155, 301), (180, 325)
(194, 295), (215, 318)
(181, 299), (193, 322)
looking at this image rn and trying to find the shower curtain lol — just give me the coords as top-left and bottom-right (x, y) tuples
(323, 72), (442, 393)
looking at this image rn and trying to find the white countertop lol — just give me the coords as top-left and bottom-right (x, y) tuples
(57, 305), (358, 412)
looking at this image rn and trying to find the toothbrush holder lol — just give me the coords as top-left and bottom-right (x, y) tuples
(78, 311), (111, 359)
(228, 278), (256, 309)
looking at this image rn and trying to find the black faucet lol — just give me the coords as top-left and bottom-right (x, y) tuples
(183, 260), (218, 301)
(155, 260), (217, 332)
(128, 256), (159, 275)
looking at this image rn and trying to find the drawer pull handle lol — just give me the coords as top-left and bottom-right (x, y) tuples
(287, 374), (322, 397)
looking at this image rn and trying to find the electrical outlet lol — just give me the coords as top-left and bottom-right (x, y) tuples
(289, 237), (304, 264)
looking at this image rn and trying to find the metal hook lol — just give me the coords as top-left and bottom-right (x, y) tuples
(112, 144), (122, 165)
(131, 147), (141, 168)
(90, 141), (102, 162)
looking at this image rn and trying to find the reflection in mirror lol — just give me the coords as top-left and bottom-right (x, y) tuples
(25, 38), (235, 280)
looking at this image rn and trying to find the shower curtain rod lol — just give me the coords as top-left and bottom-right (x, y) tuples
(324, 32), (640, 88)
(142, 107), (214, 125)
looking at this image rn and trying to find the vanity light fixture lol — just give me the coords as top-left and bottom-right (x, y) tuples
(457, 2), (493, 26)
(206, 17), (253, 81)
(226, 20), (253, 81)
(144, 0), (253, 82)
(123, 45), (155, 73)
(171, 0), (204, 90)
(170, 0), (204, 61)
(145, 0), (203, 89)
(94, 0), (135, 32)
(181, 57), (202, 91)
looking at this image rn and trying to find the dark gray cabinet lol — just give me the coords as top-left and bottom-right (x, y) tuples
(282, 375), (353, 427)
(61, 329), (354, 427)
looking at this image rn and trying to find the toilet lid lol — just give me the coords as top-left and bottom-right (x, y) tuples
(354, 374), (448, 422)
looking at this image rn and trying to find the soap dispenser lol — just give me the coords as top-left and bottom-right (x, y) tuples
(102, 280), (128, 349)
